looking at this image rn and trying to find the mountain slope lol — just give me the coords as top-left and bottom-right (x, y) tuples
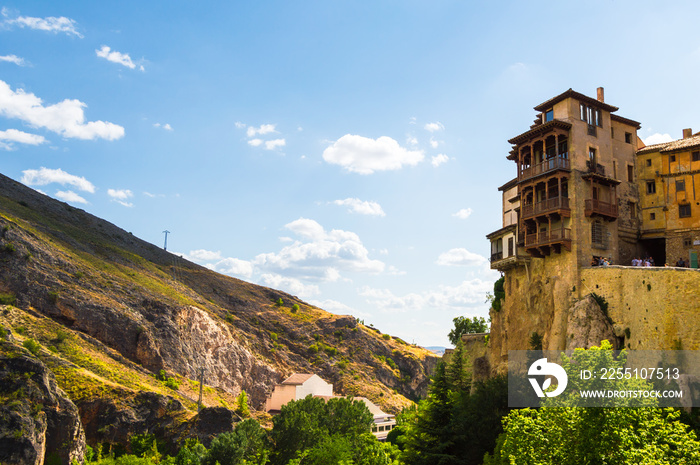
(0, 172), (438, 427)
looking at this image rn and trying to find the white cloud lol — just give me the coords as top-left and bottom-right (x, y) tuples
(186, 249), (223, 262)
(259, 274), (320, 299)
(0, 54), (28, 66)
(247, 138), (263, 147)
(0, 129), (46, 150)
(431, 154), (449, 167)
(360, 277), (494, 313)
(264, 138), (286, 150)
(1, 9), (83, 38)
(424, 122), (444, 133)
(322, 134), (424, 174)
(55, 190), (88, 204)
(332, 198), (386, 217)
(430, 138), (440, 148)
(96, 46), (144, 71)
(452, 208), (473, 219)
(643, 133), (674, 145)
(21, 167), (95, 193)
(253, 218), (385, 280)
(246, 124), (276, 138)
(436, 248), (487, 267)
(213, 258), (254, 278)
(406, 135), (418, 146)
(0, 80), (125, 140)
(153, 123), (173, 131)
(235, 121), (246, 129)
(107, 188), (134, 207)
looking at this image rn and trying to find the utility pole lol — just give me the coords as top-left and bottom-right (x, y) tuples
(162, 230), (170, 251)
(197, 367), (205, 413)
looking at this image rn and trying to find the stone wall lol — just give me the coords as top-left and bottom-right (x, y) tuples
(488, 263), (700, 375)
(580, 266), (700, 350)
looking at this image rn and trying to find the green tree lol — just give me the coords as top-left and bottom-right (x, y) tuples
(446, 340), (470, 392)
(236, 390), (251, 417)
(484, 341), (700, 464)
(448, 316), (488, 346)
(401, 361), (459, 465)
(204, 419), (269, 465)
(270, 396), (373, 465)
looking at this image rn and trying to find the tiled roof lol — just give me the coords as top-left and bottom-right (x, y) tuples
(281, 373), (315, 385)
(611, 114), (641, 129)
(533, 89), (619, 113)
(637, 134), (700, 155)
(508, 120), (572, 145)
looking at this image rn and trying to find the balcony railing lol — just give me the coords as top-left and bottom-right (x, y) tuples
(519, 155), (570, 181)
(525, 227), (571, 248)
(490, 252), (503, 262)
(585, 199), (618, 218)
(521, 196), (570, 219)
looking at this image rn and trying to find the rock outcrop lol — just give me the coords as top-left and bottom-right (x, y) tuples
(565, 295), (618, 350)
(0, 348), (86, 465)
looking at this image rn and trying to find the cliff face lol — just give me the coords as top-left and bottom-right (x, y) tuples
(486, 260), (700, 375)
(0, 173), (438, 456)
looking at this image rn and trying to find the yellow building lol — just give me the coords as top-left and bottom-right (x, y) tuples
(637, 129), (700, 267)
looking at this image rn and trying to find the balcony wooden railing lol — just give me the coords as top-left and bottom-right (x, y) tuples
(525, 227), (571, 248)
(585, 199), (618, 218)
(519, 155), (570, 181)
(521, 196), (570, 219)
(490, 252), (503, 262)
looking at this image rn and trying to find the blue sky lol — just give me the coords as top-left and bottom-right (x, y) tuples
(2, 1), (699, 347)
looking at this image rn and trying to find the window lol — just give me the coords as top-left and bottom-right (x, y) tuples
(589, 148), (596, 164)
(580, 103), (602, 127)
(646, 159), (652, 167)
(625, 132), (632, 144)
(627, 164), (634, 182)
(684, 238), (692, 247)
(650, 212), (656, 221)
(646, 181), (656, 194)
(693, 151), (700, 162)
(670, 155), (676, 162)
(508, 237), (514, 256)
(591, 221), (607, 248)
(545, 109), (553, 122)
(676, 180), (686, 192)
(629, 201), (636, 218)
(680, 204), (691, 218)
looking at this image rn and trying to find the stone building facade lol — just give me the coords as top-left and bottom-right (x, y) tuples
(484, 88), (700, 373)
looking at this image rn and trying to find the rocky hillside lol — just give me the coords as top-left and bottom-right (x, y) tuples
(0, 172), (438, 458)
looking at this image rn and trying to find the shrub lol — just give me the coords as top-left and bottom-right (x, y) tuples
(47, 291), (59, 304)
(0, 292), (16, 305)
(4, 242), (15, 253)
(23, 338), (41, 356)
(308, 343), (319, 354)
(236, 390), (250, 417)
(270, 332), (278, 342)
(291, 304), (300, 313)
(54, 330), (69, 344)
(164, 376), (180, 390)
(155, 369), (167, 381)
(386, 358), (398, 370)
(275, 298), (284, 307)
(382, 334), (391, 340)
(225, 314), (235, 324)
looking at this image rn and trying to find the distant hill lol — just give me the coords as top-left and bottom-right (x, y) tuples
(424, 346), (448, 356)
(0, 172), (438, 454)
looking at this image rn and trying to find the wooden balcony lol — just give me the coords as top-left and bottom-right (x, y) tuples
(524, 227), (571, 256)
(489, 251), (529, 271)
(521, 196), (570, 220)
(519, 155), (570, 182)
(585, 199), (618, 220)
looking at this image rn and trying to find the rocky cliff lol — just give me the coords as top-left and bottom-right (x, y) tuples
(0, 173), (438, 461)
